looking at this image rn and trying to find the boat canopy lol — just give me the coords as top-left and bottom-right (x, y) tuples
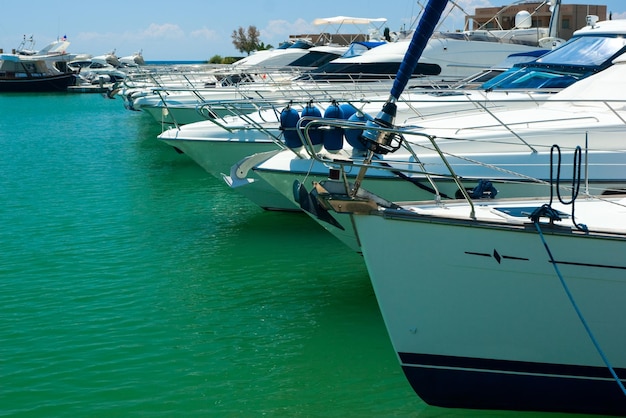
(311, 16), (389, 43)
(313, 16), (387, 26)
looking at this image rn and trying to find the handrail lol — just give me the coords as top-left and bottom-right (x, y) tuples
(287, 112), (626, 218)
(295, 117), (476, 216)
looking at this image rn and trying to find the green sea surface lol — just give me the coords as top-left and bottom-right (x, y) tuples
(0, 92), (598, 417)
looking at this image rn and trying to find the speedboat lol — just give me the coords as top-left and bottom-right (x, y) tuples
(123, 15), (390, 116)
(154, 39), (559, 203)
(126, 40), (376, 125)
(158, 13), (626, 218)
(299, 24), (546, 84)
(136, 6), (557, 127)
(225, 13), (626, 213)
(123, 14), (389, 123)
(72, 53), (128, 85)
(251, 51), (626, 251)
(128, 42), (353, 126)
(119, 51), (145, 67)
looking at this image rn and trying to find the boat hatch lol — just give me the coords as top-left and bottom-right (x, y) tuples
(493, 206), (570, 219)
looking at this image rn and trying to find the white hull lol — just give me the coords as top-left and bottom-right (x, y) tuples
(131, 89), (262, 124)
(331, 195), (626, 414)
(139, 102), (259, 126)
(252, 56), (626, 249)
(158, 127), (299, 210)
(255, 145), (626, 251)
(140, 105), (202, 125)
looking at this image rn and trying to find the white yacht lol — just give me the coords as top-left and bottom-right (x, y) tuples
(0, 36), (77, 92)
(251, 52), (626, 251)
(313, 174), (626, 415)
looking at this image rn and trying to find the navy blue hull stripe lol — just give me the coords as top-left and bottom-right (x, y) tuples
(398, 352), (626, 415)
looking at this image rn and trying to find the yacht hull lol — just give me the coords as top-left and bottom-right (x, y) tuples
(350, 200), (626, 415)
(0, 73), (76, 92)
(254, 150), (626, 251)
(158, 130), (299, 210)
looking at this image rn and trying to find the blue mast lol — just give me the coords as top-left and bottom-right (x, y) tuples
(360, 0), (449, 155)
(352, 0), (449, 194)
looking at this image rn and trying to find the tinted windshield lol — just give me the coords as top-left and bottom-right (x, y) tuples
(288, 51), (340, 67)
(481, 68), (579, 89)
(340, 42), (385, 59)
(536, 35), (626, 66)
(480, 35), (626, 90)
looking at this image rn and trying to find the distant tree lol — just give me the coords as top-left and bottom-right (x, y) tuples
(222, 56), (243, 64)
(256, 41), (274, 51)
(231, 25), (263, 55)
(208, 54), (223, 64)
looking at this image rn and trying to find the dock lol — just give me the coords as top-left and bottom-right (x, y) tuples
(67, 85), (112, 93)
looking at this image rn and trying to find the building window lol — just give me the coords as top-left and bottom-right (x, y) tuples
(562, 18), (570, 29)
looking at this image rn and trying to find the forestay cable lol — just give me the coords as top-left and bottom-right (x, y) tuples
(533, 223), (626, 397)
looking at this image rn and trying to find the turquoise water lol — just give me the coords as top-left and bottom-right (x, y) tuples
(0, 92), (591, 417)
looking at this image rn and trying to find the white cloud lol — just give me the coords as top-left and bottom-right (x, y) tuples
(77, 31), (106, 41)
(190, 27), (219, 41)
(72, 24), (188, 58)
(75, 23), (185, 45)
(262, 18), (315, 40)
(140, 23), (185, 40)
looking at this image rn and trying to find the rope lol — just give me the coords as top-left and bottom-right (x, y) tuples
(532, 143), (625, 396)
(549, 144), (588, 232)
(549, 144), (581, 205)
(533, 222), (626, 397)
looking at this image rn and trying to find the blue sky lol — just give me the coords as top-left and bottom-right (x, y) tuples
(0, 0), (623, 61)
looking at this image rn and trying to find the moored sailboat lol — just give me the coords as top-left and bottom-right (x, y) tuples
(313, 161), (626, 414)
(280, 2), (626, 412)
